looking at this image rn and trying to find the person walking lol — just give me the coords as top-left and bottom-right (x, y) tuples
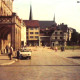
(8, 46), (13, 60)
(17, 49), (20, 59)
(6, 45), (9, 54)
(55, 46), (58, 52)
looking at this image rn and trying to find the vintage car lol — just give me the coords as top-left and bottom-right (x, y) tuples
(19, 48), (32, 59)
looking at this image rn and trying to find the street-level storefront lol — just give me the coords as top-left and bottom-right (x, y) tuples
(27, 40), (39, 46)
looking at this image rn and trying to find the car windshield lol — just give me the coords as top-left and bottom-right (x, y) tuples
(20, 49), (29, 52)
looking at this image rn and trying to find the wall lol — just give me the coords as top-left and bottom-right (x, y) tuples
(0, 0), (13, 16)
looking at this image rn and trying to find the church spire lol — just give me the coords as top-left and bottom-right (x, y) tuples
(53, 13), (55, 22)
(29, 5), (33, 20)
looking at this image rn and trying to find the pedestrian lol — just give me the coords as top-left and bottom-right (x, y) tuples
(6, 45), (9, 54)
(61, 46), (64, 52)
(17, 49), (20, 59)
(8, 46), (13, 60)
(55, 46), (58, 52)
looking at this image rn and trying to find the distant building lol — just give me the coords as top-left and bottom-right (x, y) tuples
(39, 15), (57, 46)
(21, 20), (26, 47)
(24, 5), (40, 46)
(24, 20), (40, 46)
(24, 4), (73, 47)
(50, 23), (73, 46)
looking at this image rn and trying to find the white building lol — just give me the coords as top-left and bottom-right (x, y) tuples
(21, 20), (26, 47)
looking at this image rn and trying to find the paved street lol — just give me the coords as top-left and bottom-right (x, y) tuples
(0, 47), (80, 80)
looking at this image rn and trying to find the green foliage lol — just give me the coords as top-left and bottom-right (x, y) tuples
(51, 46), (80, 50)
(70, 29), (80, 45)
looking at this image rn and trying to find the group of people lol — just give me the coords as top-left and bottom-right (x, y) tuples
(6, 45), (13, 60)
(54, 46), (65, 52)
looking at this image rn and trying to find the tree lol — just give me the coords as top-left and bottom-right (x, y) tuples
(71, 29), (79, 45)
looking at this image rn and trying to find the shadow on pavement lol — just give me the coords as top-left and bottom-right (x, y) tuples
(67, 56), (80, 59)
(13, 57), (30, 60)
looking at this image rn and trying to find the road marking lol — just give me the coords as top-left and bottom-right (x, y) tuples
(0, 59), (18, 66)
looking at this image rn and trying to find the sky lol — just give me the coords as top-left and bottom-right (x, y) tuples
(13, 0), (80, 33)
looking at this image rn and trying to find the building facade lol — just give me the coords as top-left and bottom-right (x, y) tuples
(24, 20), (40, 46)
(0, 0), (13, 53)
(50, 24), (73, 46)
(50, 29), (67, 46)
(0, 0), (13, 16)
(12, 13), (21, 50)
(0, 0), (22, 53)
(21, 20), (26, 47)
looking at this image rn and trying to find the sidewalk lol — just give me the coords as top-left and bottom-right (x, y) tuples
(0, 54), (17, 66)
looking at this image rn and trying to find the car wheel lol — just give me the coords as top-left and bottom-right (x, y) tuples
(29, 56), (31, 59)
(19, 55), (22, 59)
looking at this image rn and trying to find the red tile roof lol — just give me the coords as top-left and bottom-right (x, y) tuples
(23, 20), (40, 27)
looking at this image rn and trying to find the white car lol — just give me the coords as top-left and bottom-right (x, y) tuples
(19, 48), (32, 59)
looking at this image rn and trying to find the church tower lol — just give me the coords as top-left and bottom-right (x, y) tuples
(29, 5), (33, 20)
(53, 13), (55, 23)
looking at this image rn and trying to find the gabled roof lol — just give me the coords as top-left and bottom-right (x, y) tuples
(39, 21), (56, 29)
(23, 20), (40, 27)
(57, 24), (68, 32)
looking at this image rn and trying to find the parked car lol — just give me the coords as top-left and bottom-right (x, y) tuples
(19, 48), (32, 59)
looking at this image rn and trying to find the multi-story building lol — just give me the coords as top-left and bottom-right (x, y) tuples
(0, 0), (22, 53)
(12, 13), (21, 50)
(50, 29), (67, 46)
(0, 0), (13, 53)
(24, 20), (40, 46)
(24, 5), (40, 46)
(50, 23), (73, 46)
(0, 0), (13, 16)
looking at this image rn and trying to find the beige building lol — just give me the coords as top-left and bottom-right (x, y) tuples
(24, 20), (40, 46)
(0, 0), (21, 53)
(0, 0), (13, 53)
(12, 13), (21, 50)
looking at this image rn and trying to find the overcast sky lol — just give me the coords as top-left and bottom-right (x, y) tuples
(13, 0), (80, 33)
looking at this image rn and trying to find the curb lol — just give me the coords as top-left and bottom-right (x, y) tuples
(0, 59), (18, 66)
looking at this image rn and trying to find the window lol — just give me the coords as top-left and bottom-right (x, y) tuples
(55, 37), (57, 39)
(35, 32), (38, 34)
(27, 36), (28, 39)
(30, 28), (33, 30)
(30, 36), (33, 38)
(35, 36), (39, 38)
(60, 32), (62, 34)
(55, 32), (57, 34)
(30, 32), (33, 34)
(35, 28), (38, 30)
(60, 37), (63, 39)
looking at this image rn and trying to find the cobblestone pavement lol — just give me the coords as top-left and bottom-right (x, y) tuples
(0, 47), (80, 80)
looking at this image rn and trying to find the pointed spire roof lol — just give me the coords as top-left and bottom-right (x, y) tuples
(53, 13), (55, 22)
(29, 5), (33, 20)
